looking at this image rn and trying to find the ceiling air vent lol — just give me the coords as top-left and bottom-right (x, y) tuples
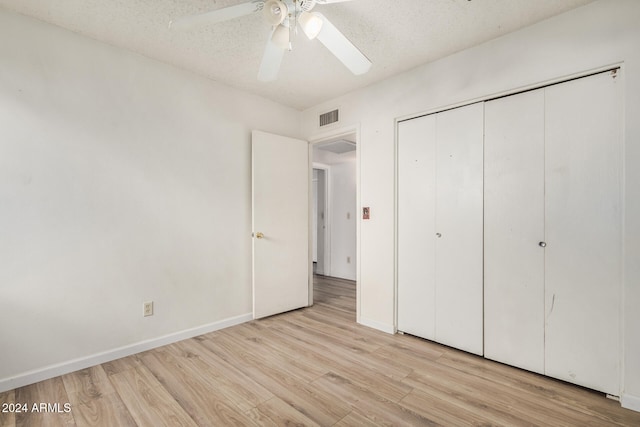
(319, 109), (339, 127)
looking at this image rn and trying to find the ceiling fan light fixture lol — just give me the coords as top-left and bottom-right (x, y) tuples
(299, 11), (323, 39)
(271, 24), (290, 49)
(263, 0), (288, 26)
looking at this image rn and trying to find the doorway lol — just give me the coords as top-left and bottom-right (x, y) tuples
(311, 133), (357, 282)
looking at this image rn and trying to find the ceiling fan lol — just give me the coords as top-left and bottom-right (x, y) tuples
(170, 0), (372, 81)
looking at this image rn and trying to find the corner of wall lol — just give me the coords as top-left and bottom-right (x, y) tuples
(621, 393), (640, 413)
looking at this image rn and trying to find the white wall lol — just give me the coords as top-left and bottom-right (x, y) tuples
(302, 0), (640, 409)
(0, 9), (300, 391)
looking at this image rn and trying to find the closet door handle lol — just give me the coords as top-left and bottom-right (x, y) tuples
(539, 241), (547, 247)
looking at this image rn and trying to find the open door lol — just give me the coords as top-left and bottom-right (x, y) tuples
(252, 130), (310, 319)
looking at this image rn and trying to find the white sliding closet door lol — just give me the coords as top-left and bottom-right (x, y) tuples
(397, 103), (483, 356)
(435, 103), (484, 355)
(397, 115), (437, 340)
(484, 89), (545, 373)
(544, 71), (622, 395)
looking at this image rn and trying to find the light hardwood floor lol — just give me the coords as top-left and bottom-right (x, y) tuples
(2, 275), (639, 426)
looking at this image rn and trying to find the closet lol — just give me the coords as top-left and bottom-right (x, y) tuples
(397, 102), (484, 356)
(397, 69), (622, 395)
(484, 70), (622, 395)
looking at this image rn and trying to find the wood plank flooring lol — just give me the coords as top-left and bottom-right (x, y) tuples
(2, 275), (640, 426)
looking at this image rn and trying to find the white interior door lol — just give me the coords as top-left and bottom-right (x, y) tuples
(252, 130), (310, 319)
(484, 89), (545, 373)
(544, 70), (622, 395)
(435, 103), (484, 356)
(397, 114), (437, 340)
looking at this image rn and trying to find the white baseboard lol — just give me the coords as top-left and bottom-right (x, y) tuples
(359, 316), (395, 334)
(621, 393), (640, 412)
(0, 312), (252, 394)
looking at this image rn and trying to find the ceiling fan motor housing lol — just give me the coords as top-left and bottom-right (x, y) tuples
(263, 0), (288, 25)
(263, 0), (317, 24)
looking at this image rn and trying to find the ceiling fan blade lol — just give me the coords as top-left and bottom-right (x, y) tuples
(314, 13), (371, 75)
(169, 1), (262, 30)
(258, 29), (286, 82)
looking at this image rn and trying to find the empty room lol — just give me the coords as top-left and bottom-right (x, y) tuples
(1, 0), (640, 425)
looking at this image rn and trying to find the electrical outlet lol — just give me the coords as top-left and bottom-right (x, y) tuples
(143, 301), (153, 317)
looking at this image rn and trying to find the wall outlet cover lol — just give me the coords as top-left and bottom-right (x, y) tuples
(143, 301), (154, 317)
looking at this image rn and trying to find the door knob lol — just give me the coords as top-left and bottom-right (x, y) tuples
(436, 233), (442, 238)
(539, 241), (547, 247)
(255, 232), (265, 239)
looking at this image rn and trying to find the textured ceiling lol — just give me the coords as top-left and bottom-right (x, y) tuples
(0, 0), (595, 110)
